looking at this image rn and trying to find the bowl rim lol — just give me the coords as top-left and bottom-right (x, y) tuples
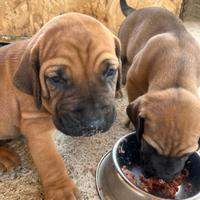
(96, 150), (111, 200)
(111, 132), (200, 200)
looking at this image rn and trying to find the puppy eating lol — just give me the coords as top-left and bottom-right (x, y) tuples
(0, 13), (121, 199)
(119, 0), (200, 181)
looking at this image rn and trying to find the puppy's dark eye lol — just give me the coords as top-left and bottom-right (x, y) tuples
(103, 65), (116, 79)
(47, 76), (66, 86)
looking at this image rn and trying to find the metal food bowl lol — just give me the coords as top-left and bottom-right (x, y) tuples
(96, 132), (200, 200)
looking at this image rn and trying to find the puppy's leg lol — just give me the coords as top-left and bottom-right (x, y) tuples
(21, 118), (80, 200)
(121, 56), (131, 85)
(0, 146), (20, 171)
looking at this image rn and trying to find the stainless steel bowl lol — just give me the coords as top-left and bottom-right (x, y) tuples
(96, 132), (200, 200)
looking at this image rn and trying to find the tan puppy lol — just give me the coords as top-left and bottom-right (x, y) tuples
(119, 0), (200, 180)
(0, 13), (121, 199)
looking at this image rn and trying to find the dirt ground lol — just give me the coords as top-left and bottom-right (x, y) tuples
(0, 20), (200, 200)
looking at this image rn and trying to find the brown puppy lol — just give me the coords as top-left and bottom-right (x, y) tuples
(0, 13), (121, 199)
(119, 0), (200, 181)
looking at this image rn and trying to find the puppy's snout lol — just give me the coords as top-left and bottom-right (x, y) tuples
(54, 102), (116, 136)
(72, 103), (109, 114)
(89, 118), (104, 128)
(143, 166), (176, 181)
(79, 105), (114, 129)
(158, 174), (176, 182)
(142, 152), (188, 181)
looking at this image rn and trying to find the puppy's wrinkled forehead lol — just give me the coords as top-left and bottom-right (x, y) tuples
(38, 13), (118, 71)
(142, 89), (200, 157)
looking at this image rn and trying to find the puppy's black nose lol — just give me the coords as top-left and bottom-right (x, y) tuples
(158, 174), (175, 182)
(143, 167), (156, 178)
(143, 166), (175, 181)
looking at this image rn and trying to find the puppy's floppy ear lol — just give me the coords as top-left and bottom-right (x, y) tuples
(126, 97), (145, 142)
(114, 37), (123, 98)
(13, 41), (42, 109)
(198, 138), (200, 147)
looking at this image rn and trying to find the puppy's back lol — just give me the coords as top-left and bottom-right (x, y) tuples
(118, 7), (187, 62)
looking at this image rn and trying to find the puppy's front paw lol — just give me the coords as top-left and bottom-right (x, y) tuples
(44, 179), (80, 200)
(0, 147), (20, 172)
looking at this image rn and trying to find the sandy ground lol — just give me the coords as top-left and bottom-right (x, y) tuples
(1, 20), (200, 200)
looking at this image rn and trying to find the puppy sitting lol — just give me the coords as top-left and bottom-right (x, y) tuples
(119, 0), (200, 181)
(0, 13), (121, 199)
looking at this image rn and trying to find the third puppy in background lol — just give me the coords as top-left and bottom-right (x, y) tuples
(119, 0), (200, 181)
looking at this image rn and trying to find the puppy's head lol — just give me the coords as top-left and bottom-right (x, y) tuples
(127, 88), (200, 181)
(13, 13), (122, 136)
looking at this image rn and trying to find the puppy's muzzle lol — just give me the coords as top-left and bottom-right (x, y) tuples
(54, 104), (116, 136)
(141, 151), (190, 181)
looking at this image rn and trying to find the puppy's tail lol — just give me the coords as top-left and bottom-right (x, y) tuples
(120, 0), (135, 17)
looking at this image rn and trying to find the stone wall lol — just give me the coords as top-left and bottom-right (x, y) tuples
(0, 0), (183, 40)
